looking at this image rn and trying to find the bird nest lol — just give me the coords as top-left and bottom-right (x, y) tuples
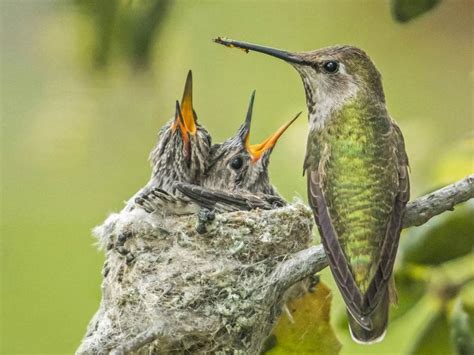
(77, 201), (314, 354)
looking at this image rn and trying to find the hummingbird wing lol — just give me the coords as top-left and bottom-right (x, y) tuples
(175, 182), (286, 212)
(306, 118), (409, 330)
(362, 120), (410, 311)
(307, 169), (367, 327)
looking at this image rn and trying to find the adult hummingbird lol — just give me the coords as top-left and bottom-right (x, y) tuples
(177, 90), (300, 212)
(132, 71), (211, 213)
(214, 38), (410, 343)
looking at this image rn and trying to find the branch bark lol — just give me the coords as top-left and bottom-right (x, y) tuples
(403, 175), (474, 227)
(274, 174), (474, 289)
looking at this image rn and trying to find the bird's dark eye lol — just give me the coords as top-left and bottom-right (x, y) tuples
(230, 156), (243, 170)
(322, 61), (339, 74)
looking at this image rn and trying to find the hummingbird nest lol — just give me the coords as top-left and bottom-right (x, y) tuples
(77, 201), (314, 354)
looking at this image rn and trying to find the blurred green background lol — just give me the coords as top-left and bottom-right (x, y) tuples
(1, 0), (472, 353)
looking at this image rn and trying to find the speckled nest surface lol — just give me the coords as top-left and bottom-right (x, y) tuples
(77, 201), (313, 354)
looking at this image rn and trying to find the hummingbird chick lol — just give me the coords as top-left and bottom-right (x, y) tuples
(216, 38), (410, 344)
(177, 90), (300, 213)
(133, 71), (211, 214)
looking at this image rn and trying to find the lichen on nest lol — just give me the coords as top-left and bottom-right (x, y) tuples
(78, 201), (314, 354)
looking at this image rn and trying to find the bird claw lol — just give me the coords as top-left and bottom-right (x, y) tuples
(198, 208), (215, 222)
(196, 208), (216, 234)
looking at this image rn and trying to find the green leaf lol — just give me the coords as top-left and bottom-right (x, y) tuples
(449, 298), (474, 355)
(77, 0), (120, 69)
(399, 203), (474, 266)
(391, 0), (441, 23)
(408, 306), (455, 355)
(265, 281), (342, 354)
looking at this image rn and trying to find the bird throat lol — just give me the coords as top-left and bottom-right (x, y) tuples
(299, 72), (359, 133)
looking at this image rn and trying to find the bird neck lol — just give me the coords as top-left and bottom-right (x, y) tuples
(151, 153), (191, 193)
(306, 85), (388, 137)
(246, 170), (275, 195)
(304, 79), (359, 133)
(149, 128), (192, 192)
(149, 124), (211, 192)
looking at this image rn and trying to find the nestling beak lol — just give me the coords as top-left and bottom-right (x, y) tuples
(174, 100), (191, 161)
(214, 37), (306, 65)
(237, 90), (256, 142)
(246, 111), (302, 162)
(173, 70), (197, 136)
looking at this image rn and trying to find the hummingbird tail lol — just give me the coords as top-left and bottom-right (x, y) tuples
(347, 291), (389, 345)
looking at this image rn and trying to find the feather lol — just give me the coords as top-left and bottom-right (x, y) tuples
(175, 182), (286, 212)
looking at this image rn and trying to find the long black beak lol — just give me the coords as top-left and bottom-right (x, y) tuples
(214, 37), (306, 65)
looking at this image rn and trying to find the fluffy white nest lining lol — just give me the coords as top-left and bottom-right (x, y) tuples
(77, 201), (314, 354)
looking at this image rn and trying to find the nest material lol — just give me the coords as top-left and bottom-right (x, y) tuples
(77, 201), (314, 354)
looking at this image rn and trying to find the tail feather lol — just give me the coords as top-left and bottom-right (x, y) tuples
(348, 289), (389, 344)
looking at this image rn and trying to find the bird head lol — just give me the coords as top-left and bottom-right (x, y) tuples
(214, 38), (385, 129)
(204, 90), (300, 194)
(150, 71), (211, 189)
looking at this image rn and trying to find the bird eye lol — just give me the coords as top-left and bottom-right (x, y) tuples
(230, 156), (243, 170)
(322, 61), (339, 74)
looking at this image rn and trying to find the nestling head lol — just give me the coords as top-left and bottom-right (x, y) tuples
(150, 71), (211, 191)
(204, 91), (300, 194)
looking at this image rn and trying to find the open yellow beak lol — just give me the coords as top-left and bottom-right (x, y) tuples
(179, 70), (197, 135)
(173, 100), (189, 146)
(171, 70), (197, 143)
(245, 112), (301, 162)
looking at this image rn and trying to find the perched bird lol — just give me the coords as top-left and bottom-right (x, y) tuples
(177, 90), (300, 212)
(131, 71), (211, 213)
(215, 38), (410, 344)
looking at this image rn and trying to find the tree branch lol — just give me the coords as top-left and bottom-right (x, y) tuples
(274, 175), (474, 288)
(403, 175), (474, 227)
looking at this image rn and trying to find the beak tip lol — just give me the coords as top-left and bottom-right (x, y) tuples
(175, 100), (182, 119)
(213, 36), (227, 45)
(213, 36), (250, 53)
(179, 73), (197, 135)
(245, 91), (256, 126)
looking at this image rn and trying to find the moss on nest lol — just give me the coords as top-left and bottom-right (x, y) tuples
(78, 201), (313, 354)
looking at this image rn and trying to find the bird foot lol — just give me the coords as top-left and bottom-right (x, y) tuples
(196, 208), (216, 234)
